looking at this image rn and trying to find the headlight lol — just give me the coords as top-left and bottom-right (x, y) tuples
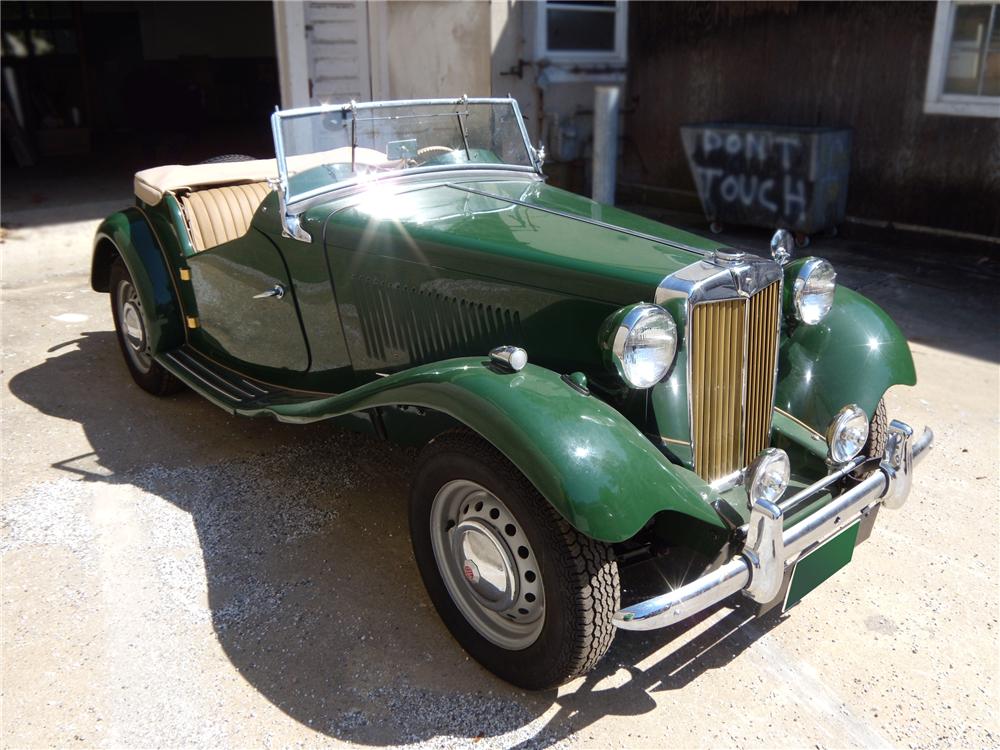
(746, 448), (790, 504)
(827, 404), (869, 463)
(793, 258), (836, 324)
(602, 303), (678, 389)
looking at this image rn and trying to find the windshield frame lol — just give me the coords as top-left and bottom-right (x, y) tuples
(270, 96), (540, 212)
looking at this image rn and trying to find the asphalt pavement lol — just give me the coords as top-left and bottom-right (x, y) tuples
(2, 186), (998, 749)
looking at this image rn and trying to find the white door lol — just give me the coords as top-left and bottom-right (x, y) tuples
(305, 1), (372, 104)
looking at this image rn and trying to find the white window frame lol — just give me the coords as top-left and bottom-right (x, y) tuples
(535, 1), (628, 66)
(924, 0), (1000, 118)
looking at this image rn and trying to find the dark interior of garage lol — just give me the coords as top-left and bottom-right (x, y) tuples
(2, 0), (280, 179)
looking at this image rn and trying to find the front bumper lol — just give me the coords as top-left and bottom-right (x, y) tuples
(614, 419), (934, 630)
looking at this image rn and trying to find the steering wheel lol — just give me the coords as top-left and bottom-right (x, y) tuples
(416, 145), (454, 163)
(417, 146), (454, 156)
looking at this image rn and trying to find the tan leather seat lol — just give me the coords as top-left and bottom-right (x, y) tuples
(179, 182), (271, 252)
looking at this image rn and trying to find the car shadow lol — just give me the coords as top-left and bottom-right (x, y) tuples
(8, 330), (785, 746)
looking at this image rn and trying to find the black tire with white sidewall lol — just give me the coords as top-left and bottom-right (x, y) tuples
(409, 431), (620, 689)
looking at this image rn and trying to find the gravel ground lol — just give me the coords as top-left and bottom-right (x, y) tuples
(2, 195), (998, 749)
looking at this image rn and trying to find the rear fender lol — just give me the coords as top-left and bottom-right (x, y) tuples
(92, 208), (185, 355)
(244, 360), (725, 543)
(776, 285), (916, 432)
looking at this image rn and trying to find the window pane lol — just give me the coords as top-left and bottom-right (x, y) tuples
(983, 50), (1000, 95)
(547, 7), (616, 52)
(944, 3), (995, 95)
(987, 9), (1000, 95)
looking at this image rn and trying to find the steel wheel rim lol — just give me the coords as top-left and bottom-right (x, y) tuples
(430, 479), (545, 650)
(116, 279), (152, 373)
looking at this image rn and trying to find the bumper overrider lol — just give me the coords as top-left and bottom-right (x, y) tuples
(614, 420), (934, 630)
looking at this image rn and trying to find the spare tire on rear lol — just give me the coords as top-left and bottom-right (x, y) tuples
(199, 154), (257, 164)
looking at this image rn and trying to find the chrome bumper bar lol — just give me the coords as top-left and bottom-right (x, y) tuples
(614, 420), (933, 630)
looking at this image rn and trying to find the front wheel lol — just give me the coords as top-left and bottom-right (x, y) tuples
(409, 432), (620, 689)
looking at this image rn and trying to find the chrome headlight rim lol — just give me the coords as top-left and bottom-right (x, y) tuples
(745, 447), (791, 505)
(793, 257), (837, 325)
(826, 404), (870, 464)
(604, 303), (678, 390)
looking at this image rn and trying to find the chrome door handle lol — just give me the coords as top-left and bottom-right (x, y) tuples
(253, 284), (285, 300)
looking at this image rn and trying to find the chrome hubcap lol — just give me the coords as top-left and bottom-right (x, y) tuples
(116, 279), (152, 373)
(452, 518), (519, 610)
(122, 302), (145, 351)
(430, 480), (544, 650)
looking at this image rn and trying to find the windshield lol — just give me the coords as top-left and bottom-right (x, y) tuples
(271, 98), (537, 206)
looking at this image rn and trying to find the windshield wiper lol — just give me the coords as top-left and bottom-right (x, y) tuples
(350, 102), (357, 172)
(456, 111), (471, 159)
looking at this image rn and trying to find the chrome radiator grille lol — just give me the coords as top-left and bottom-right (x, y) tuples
(689, 281), (781, 481)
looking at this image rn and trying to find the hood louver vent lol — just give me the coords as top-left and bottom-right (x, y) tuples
(353, 276), (522, 365)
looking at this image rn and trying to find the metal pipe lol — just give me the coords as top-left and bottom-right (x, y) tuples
(592, 86), (620, 205)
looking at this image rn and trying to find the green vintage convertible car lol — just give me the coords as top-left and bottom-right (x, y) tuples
(92, 97), (932, 689)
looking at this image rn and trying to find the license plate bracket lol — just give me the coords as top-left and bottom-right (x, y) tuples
(782, 519), (861, 612)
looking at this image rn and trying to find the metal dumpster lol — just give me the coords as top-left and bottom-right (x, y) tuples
(680, 124), (852, 237)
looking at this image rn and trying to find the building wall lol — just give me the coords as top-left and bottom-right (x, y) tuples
(489, 1), (628, 194)
(623, 2), (1000, 237)
(382, 1), (492, 100)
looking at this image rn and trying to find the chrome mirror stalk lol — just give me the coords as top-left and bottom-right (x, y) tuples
(272, 177), (311, 243)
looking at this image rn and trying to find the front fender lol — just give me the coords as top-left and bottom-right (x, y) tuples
(246, 360), (724, 543)
(92, 208), (185, 355)
(776, 285), (916, 433)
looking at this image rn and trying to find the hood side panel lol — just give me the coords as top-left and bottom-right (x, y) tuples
(322, 180), (708, 302)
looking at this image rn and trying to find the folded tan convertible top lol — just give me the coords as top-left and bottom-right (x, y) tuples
(134, 160), (279, 206)
(134, 148), (391, 205)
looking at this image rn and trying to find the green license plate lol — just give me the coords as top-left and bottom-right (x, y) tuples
(783, 520), (861, 612)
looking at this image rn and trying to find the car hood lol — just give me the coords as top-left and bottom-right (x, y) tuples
(319, 176), (722, 303)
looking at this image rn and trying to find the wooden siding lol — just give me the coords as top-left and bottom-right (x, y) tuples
(623, 2), (1000, 237)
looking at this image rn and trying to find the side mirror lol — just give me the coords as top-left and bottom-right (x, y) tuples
(269, 177), (311, 243)
(770, 228), (793, 266)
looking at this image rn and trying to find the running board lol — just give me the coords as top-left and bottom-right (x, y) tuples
(158, 348), (326, 413)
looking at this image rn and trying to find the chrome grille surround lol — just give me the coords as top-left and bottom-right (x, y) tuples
(656, 251), (784, 482)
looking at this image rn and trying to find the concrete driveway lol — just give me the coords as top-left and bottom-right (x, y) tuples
(2, 192), (997, 748)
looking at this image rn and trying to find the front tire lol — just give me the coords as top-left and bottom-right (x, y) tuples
(409, 432), (619, 690)
(853, 399), (889, 478)
(109, 259), (182, 396)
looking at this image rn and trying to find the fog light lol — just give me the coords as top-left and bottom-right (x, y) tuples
(827, 404), (869, 463)
(746, 448), (790, 504)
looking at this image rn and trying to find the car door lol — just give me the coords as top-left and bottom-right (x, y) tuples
(186, 229), (310, 373)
